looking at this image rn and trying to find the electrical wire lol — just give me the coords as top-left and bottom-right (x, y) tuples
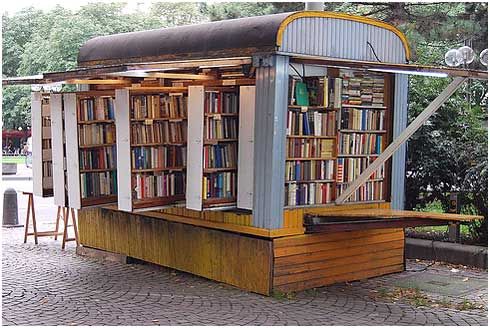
(367, 41), (382, 63)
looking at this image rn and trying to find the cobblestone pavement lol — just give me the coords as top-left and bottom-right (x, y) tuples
(1, 181), (488, 325)
(2, 224), (487, 326)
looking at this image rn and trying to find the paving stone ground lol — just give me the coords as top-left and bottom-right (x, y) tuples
(1, 177), (489, 325)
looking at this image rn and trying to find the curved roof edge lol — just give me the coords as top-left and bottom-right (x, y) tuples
(277, 11), (410, 60)
(78, 11), (410, 68)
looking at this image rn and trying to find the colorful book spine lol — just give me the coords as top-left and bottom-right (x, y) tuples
(131, 146), (186, 170)
(130, 121), (187, 144)
(286, 138), (335, 158)
(285, 160), (335, 181)
(133, 172), (185, 200)
(131, 94), (187, 119)
(205, 117), (238, 139)
(336, 180), (384, 202)
(204, 91), (238, 114)
(202, 172), (236, 200)
(339, 108), (385, 130)
(80, 171), (117, 198)
(203, 144), (237, 169)
(79, 146), (117, 170)
(78, 97), (115, 121)
(285, 182), (334, 206)
(78, 125), (116, 145)
(338, 133), (383, 155)
(286, 111), (336, 136)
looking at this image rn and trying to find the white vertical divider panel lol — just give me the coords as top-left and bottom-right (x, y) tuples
(115, 89), (132, 212)
(50, 94), (66, 206)
(186, 86), (204, 211)
(237, 86), (256, 210)
(31, 92), (43, 197)
(63, 93), (81, 209)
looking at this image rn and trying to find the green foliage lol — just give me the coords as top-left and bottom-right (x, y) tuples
(2, 86), (31, 130)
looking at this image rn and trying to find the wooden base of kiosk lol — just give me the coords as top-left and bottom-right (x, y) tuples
(78, 204), (404, 295)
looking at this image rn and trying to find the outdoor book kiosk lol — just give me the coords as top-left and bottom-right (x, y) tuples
(6, 12), (486, 295)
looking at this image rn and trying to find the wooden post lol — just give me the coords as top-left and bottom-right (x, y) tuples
(336, 77), (467, 204)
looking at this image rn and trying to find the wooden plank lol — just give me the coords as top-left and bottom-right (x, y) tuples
(274, 242), (404, 274)
(274, 255), (403, 287)
(274, 263), (403, 292)
(274, 228), (401, 248)
(275, 237), (404, 268)
(115, 89), (132, 211)
(50, 94), (66, 206)
(308, 208), (482, 222)
(274, 230), (403, 258)
(31, 92), (44, 197)
(186, 86), (204, 210)
(78, 207), (272, 295)
(63, 93), (81, 209)
(237, 86), (255, 210)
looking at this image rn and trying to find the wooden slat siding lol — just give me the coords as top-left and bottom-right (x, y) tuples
(274, 228), (400, 250)
(272, 228), (404, 292)
(78, 207), (273, 295)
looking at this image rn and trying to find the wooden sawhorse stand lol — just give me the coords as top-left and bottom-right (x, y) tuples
(23, 192), (79, 249)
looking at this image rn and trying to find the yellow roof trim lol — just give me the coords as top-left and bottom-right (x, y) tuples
(277, 11), (411, 61)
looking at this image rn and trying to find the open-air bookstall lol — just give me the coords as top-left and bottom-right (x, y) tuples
(4, 11), (486, 295)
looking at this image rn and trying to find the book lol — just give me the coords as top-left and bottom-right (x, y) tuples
(294, 82), (309, 106)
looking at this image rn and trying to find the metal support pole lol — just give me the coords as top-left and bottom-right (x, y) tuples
(336, 77), (467, 204)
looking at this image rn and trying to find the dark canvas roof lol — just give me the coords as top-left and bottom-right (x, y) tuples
(78, 12), (292, 67)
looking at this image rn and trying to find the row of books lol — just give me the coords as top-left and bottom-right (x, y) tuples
(131, 94), (187, 119)
(205, 91), (238, 114)
(285, 182), (334, 206)
(79, 147), (117, 170)
(340, 71), (385, 106)
(289, 77), (343, 108)
(130, 121), (186, 145)
(287, 111), (336, 136)
(132, 172), (185, 200)
(204, 117), (238, 140)
(338, 133), (383, 155)
(131, 146), (186, 170)
(203, 144), (237, 169)
(80, 171), (117, 198)
(42, 161), (53, 177)
(78, 97), (115, 121)
(78, 125), (116, 146)
(339, 108), (385, 131)
(42, 139), (52, 149)
(286, 139), (335, 159)
(336, 180), (384, 202)
(285, 160), (335, 182)
(336, 158), (384, 183)
(202, 172), (236, 200)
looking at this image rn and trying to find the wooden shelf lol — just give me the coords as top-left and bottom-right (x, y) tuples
(288, 105), (336, 111)
(203, 197), (236, 207)
(81, 195), (118, 207)
(132, 167), (185, 173)
(131, 117), (186, 122)
(78, 119), (114, 124)
(79, 143), (116, 149)
(131, 142), (186, 147)
(284, 202), (335, 209)
(286, 157), (335, 161)
(80, 168), (117, 173)
(337, 154), (381, 157)
(339, 129), (387, 134)
(341, 104), (386, 109)
(203, 167), (237, 173)
(287, 135), (336, 139)
(204, 138), (238, 144)
(285, 179), (335, 184)
(132, 195), (185, 209)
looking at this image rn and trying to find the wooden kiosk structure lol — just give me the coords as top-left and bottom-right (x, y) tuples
(5, 12), (485, 295)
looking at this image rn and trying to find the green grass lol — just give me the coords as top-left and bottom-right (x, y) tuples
(2, 156), (26, 164)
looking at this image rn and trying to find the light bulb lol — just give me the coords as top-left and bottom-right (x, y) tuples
(480, 49), (488, 67)
(458, 46), (475, 64)
(445, 49), (463, 67)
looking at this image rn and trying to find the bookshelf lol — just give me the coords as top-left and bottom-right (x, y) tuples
(187, 85), (244, 210)
(285, 69), (391, 207)
(65, 91), (118, 209)
(32, 93), (54, 197)
(115, 88), (188, 211)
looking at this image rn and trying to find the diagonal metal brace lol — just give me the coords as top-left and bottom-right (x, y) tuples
(336, 77), (467, 204)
